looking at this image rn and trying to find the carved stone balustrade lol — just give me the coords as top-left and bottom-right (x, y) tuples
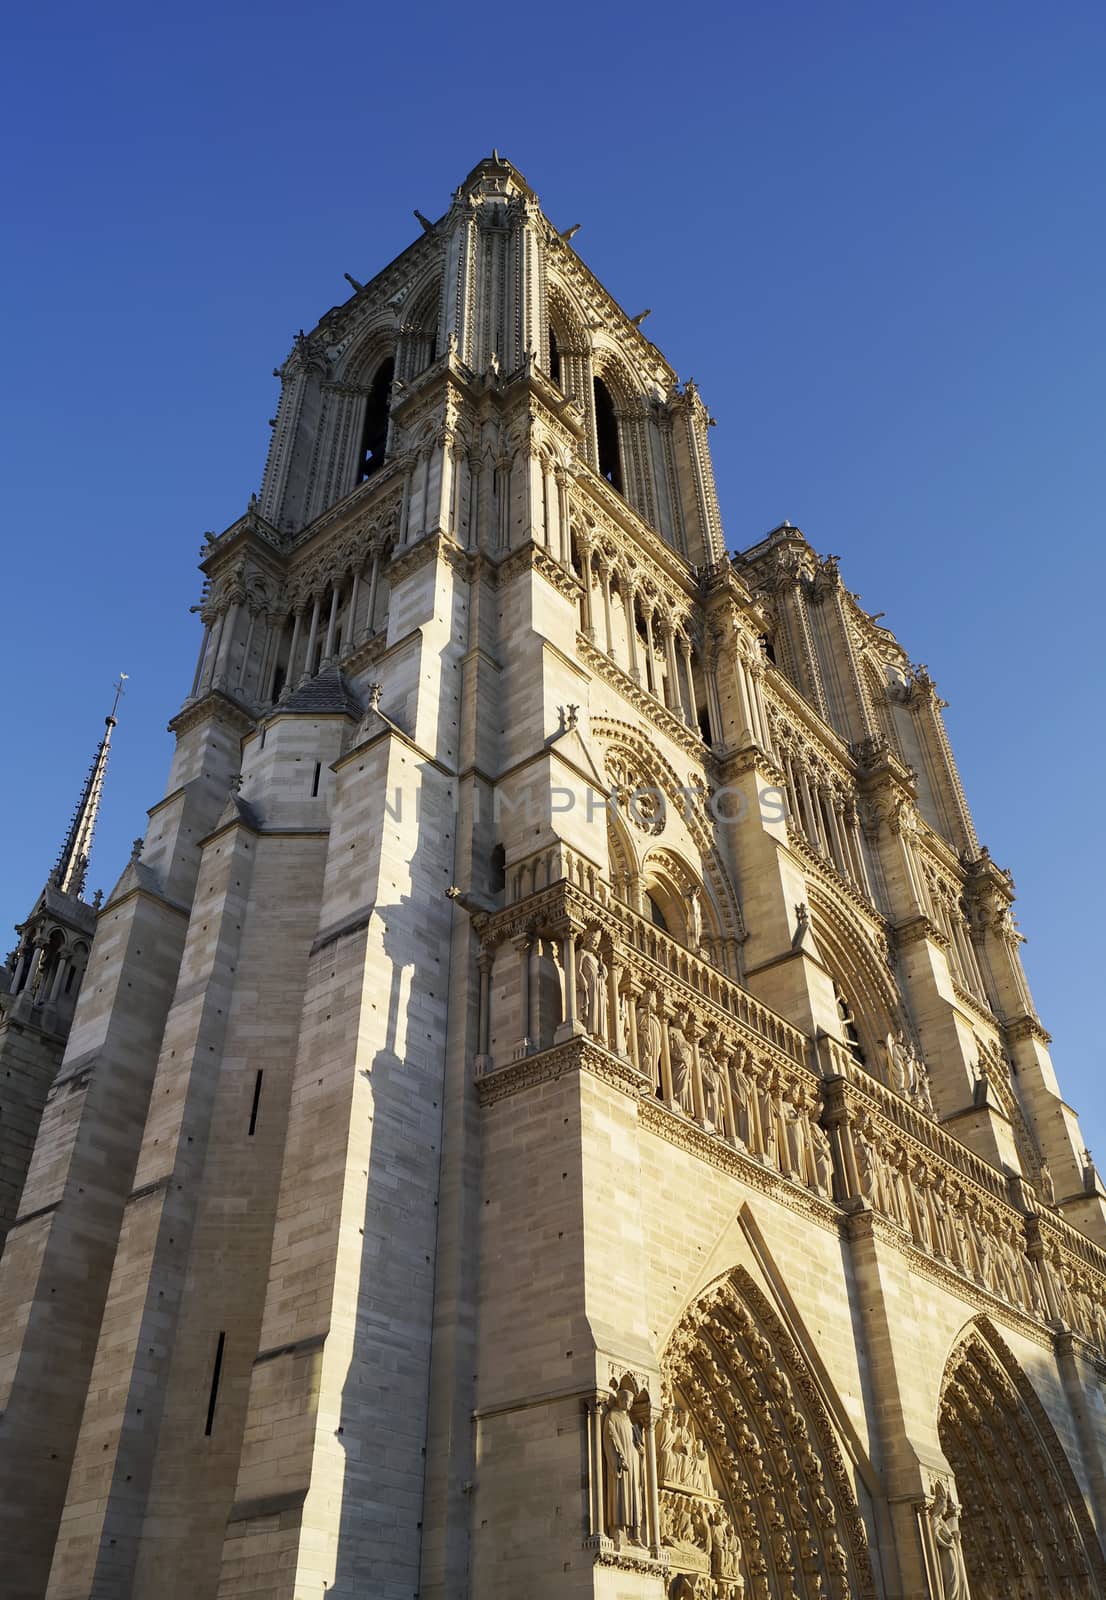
(820, 1035), (1106, 1355)
(473, 885), (1106, 1361)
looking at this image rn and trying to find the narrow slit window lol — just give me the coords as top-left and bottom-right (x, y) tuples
(204, 1331), (226, 1436)
(312, 762), (321, 797)
(248, 1069), (264, 1136)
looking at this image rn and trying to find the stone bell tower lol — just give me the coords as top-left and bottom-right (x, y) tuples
(3, 155), (1106, 1600)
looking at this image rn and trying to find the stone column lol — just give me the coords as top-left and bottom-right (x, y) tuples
(688, 1021), (707, 1126)
(556, 467), (571, 566)
(322, 584), (341, 666)
(599, 561), (614, 657)
(625, 982), (641, 1072)
(212, 599), (240, 689)
(554, 928), (580, 1039)
(365, 549), (382, 638)
(48, 953), (69, 1004)
(658, 1005), (675, 1107)
(585, 1394), (607, 1537)
(578, 539), (595, 640)
(643, 606), (657, 696)
(528, 936), (542, 1046)
(476, 948), (493, 1070)
(514, 935), (532, 1059)
(301, 595), (321, 682)
(283, 606), (303, 695)
(345, 567), (361, 650)
(624, 576), (641, 682)
(235, 608), (257, 694)
(190, 623), (212, 697)
(605, 945), (624, 1056)
(678, 634), (696, 725)
(661, 616), (679, 711)
(642, 1399), (661, 1557)
(721, 1063), (738, 1148)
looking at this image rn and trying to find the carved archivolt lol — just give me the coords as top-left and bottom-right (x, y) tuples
(662, 1268), (876, 1600)
(938, 1320), (1105, 1599)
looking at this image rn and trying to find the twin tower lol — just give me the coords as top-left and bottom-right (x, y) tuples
(2, 155), (1105, 1600)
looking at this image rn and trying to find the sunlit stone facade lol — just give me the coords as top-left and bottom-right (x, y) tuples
(2, 155), (1105, 1600)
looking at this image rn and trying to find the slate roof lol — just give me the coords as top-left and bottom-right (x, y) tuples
(278, 668), (363, 718)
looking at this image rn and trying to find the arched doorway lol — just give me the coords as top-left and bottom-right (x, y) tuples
(661, 1269), (876, 1599)
(938, 1324), (1104, 1599)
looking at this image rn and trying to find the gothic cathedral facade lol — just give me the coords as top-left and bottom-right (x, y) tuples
(2, 155), (1105, 1600)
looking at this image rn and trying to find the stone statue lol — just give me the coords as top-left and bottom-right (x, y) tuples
(687, 884), (703, 952)
(730, 1054), (752, 1149)
(669, 1017), (696, 1117)
(758, 1075), (779, 1168)
(699, 1042), (722, 1132)
(1038, 1161), (1056, 1206)
(642, 1001), (664, 1096)
(853, 1120), (882, 1207)
(781, 1093), (807, 1180)
(603, 1388), (645, 1543)
(931, 1481), (971, 1599)
(885, 1031), (910, 1095)
(709, 1508), (742, 1578)
(810, 1121), (834, 1198)
(577, 929), (604, 1039)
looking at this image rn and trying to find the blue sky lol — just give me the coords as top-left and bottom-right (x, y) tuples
(3, 1), (1104, 1151)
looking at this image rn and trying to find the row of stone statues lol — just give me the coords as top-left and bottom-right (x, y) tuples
(852, 1115), (1049, 1316)
(631, 1000), (836, 1199)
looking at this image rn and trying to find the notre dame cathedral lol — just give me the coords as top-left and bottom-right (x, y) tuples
(2, 154), (1105, 1600)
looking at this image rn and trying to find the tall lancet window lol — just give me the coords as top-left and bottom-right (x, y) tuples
(358, 358), (395, 482)
(593, 375), (623, 494)
(548, 325), (562, 390)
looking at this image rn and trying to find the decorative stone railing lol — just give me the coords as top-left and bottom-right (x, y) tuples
(820, 1036), (1106, 1354)
(476, 878), (811, 1077)
(473, 881), (1106, 1357)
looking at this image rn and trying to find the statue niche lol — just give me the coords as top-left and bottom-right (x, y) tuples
(601, 1380), (648, 1548)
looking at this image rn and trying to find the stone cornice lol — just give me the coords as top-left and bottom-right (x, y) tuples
(1004, 1012), (1052, 1047)
(715, 740), (785, 786)
(577, 633), (709, 763)
(845, 1208), (1056, 1353)
(387, 527), (471, 586)
(950, 979), (1001, 1031)
(169, 689), (257, 741)
(475, 1036), (649, 1106)
(572, 477), (698, 602)
(287, 470), (406, 567)
(889, 913), (948, 952)
(495, 538), (581, 602)
(638, 1097), (843, 1231)
(786, 822), (884, 927)
(761, 667), (859, 783)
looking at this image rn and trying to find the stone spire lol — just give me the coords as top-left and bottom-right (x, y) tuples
(49, 674), (126, 901)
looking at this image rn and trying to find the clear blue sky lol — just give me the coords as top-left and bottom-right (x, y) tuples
(3, 2), (1104, 1151)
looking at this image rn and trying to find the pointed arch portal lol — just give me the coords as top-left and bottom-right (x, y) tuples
(938, 1326), (1105, 1599)
(660, 1269), (876, 1599)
